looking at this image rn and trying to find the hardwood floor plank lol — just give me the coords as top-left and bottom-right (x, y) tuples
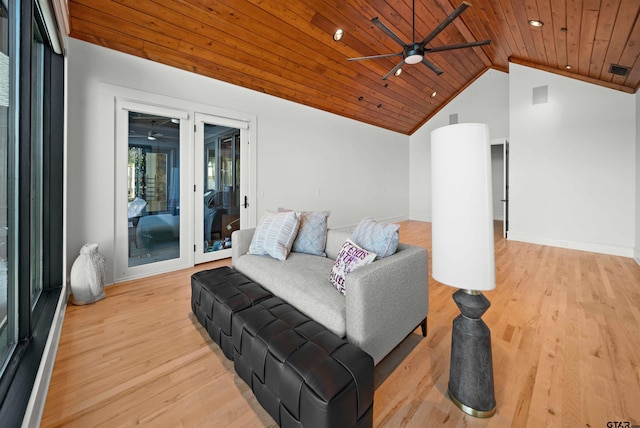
(41, 221), (640, 427)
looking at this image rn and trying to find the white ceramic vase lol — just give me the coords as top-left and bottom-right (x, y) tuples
(70, 243), (106, 305)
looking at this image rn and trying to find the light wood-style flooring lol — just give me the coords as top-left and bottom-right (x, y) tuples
(41, 221), (640, 427)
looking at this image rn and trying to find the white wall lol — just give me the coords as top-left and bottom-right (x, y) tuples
(409, 68), (509, 221)
(509, 63), (635, 256)
(66, 39), (409, 284)
(635, 90), (640, 264)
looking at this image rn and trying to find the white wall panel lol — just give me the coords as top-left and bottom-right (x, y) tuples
(635, 90), (640, 264)
(66, 39), (409, 284)
(409, 69), (509, 221)
(509, 63), (635, 256)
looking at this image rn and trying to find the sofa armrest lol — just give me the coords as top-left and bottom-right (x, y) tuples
(231, 228), (255, 268)
(344, 243), (429, 365)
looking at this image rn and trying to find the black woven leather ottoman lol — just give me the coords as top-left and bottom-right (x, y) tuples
(191, 266), (272, 359)
(232, 296), (374, 428)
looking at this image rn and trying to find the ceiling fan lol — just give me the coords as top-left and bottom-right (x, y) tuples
(129, 120), (165, 141)
(348, 1), (491, 80)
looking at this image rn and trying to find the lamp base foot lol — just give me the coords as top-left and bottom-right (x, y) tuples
(448, 388), (496, 418)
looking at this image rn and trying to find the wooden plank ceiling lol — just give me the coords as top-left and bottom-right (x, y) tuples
(69, 0), (640, 135)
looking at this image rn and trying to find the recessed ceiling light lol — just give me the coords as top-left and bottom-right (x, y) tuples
(333, 29), (344, 41)
(528, 19), (544, 27)
(565, 65), (572, 70)
(430, 91), (437, 98)
(395, 68), (403, 76)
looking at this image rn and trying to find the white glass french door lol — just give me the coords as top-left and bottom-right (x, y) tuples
(194, 113), (249, 264)
(114, 100), (192, 280)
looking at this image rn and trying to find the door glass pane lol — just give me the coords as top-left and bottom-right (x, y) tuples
(202, 125), (240, 253)
(127, 112), (180, 267)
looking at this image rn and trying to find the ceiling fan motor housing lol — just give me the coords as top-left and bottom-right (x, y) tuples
(405, 43), (424, 64)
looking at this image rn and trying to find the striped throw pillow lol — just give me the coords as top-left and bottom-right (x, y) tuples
(249, 211), (300, 261)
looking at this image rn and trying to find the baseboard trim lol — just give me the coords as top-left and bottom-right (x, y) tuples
(21, 283), (68, 428)
(508, 232), (633, 258)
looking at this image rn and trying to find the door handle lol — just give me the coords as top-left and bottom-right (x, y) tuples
(243, 196), (249, 208)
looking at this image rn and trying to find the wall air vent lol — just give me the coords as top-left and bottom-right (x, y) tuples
(609, 64), (630, 76)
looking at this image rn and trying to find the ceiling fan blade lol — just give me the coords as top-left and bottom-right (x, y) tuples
(421, 58), (444, 75)
(382, 60), (405, 80)
(371, 17), (409, 48)
(348, 52), (403, 61)
(427, 39), (491, 53)
(420, 1), (471, 47)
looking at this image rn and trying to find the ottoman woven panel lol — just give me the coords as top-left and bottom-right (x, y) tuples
(191, 266), (272, 359)
(232, 296), (374, 428)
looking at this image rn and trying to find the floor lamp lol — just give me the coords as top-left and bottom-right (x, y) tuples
(431, 123), (496, 417)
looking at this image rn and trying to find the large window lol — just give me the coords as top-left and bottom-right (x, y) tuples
(0, 0), (64, 425)
(0, 0), (12, 371)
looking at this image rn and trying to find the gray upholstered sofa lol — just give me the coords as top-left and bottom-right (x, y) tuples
(232, 227), (429, 364)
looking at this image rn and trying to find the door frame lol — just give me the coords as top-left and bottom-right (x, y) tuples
(490, 138), (509, 239)
(106, 85), (257, 282)
(114, 99), (193, 281)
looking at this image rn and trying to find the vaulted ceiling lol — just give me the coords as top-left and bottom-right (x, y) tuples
(68, 0), (640, 135)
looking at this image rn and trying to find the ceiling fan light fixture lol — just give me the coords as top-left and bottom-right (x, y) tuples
(395, 68), (403, 76)
(405, 54), (422, 65)
(333, 29), (344, 41)
(528, 19), (544, 27)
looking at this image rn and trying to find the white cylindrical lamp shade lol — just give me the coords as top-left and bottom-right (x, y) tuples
(431, 123), (496, 291)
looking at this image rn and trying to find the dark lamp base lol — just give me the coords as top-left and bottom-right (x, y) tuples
(448, 289), (496, 418)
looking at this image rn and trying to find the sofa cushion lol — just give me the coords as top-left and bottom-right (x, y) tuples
(329, 239), (376, 295)
(351, 217), (400, 259)
(325, 229), (352, 260)
(234, 252), (346, 337)
(249, 211), (300, 261)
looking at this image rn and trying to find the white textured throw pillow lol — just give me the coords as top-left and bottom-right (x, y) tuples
(249, 211), (300, 261)
(329, 239), (377, 295)
(278, 208), (330, 256)
(351, 217), (400, 259)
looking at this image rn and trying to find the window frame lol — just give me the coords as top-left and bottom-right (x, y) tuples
(0, 0), (64, 425)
